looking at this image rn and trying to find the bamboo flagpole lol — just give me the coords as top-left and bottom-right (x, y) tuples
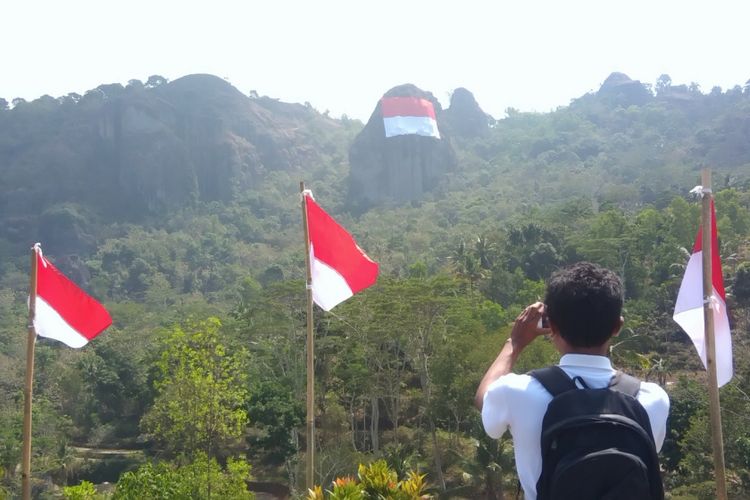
(22, 245), (39, 500)
(300, 181), (316, 491)
(700, 169), (727, 500)
(298, 183), (378, 491)
(19, 244), (111, 498)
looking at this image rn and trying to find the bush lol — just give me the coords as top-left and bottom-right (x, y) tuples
(63, 480), (105, 500)
(112, 453), (254, 499)
(307, 460), (429, 500)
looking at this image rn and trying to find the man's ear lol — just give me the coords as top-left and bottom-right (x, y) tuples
(547, 319), (559, 336)
(612, 316), (625, 337)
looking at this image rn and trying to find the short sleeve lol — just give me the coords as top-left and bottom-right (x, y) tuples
(637, 381), (670, 452)
(481, 376), (514, 439)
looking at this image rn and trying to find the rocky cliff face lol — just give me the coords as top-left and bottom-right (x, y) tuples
(0, 74), (346, 255)
(442, 87), (491, 138)
(348, 84), (457, 210)
(597, 72), (652, 106)
(99, 74), (338, 213)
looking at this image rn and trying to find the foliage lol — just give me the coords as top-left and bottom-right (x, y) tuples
(63, 480), (105, 500)
(141, 318), (248, 460)
(307, 460), (428, 500)
(112, 453), (254, 499)
(246, 378), (304, 465)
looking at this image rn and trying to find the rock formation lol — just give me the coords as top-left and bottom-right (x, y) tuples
(99, 74), (337, 213)
(348, 84), (457, 209)
(597, 72), (652, 106)
(442, 87), (491, 138)
(0, 74), (345, 255)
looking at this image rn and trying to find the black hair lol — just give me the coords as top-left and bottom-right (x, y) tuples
(544, 262), (623, 348)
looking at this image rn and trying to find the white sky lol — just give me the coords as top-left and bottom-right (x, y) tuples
(2, 1), (749, 121)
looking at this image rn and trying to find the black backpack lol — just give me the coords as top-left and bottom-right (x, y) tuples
(528, 366), (664, 500)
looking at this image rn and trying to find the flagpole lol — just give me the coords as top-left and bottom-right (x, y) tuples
(701, 169), (727, 500)
(300, 181), (315, 491)
(22, 245), (39, 500)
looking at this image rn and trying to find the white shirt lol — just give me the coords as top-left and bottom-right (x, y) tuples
(481, 354), (670, 500)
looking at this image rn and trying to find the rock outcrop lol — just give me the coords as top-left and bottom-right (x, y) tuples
(99, 74), (338, 214)
(597, 72), (652, 106)
(348, 84), (456, 209)
(0, 74), (346, 255)
(442, 87), (491, 138)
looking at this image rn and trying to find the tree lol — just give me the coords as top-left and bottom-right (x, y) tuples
(246, 379), (303, 465)
(145, 75), (168, 88)
(734, 263), (750, 304)
(656, 74), (672, 95)
(474, 234), (496, 269)
(71, 333), (151, 435)
(503, 223), (562, 281)
(126, 79), (144, 90)
(233, 280), (307, 485)
(112, 454), (254, 499)
(141, 318), (248, 461)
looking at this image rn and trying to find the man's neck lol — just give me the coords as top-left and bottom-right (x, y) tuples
(561, 345), (610, 356)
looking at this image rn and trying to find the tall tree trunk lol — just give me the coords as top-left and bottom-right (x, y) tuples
(370, 396), (379, 453)
(428, 417), (446, 491)
(393, 393), (400, 444)
(285, 428), (299, 495)
(206, 435), (212, 500)
(416, 326), (445, 492)
(350, 397), (358, 451)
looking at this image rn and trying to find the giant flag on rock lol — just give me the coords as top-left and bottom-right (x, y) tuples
(304, 193), (378, 311)
(32, 246), (112, 348)
(381, 96), (440, 139)
(673, 201), (733, 386)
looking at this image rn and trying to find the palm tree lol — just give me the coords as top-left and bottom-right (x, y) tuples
(474, 235), (496, 270)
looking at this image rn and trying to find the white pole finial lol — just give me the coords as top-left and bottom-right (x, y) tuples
(300, 189), (314, 202)
(690, 185), (713, 198)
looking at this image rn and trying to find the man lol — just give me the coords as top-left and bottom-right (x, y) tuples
(474, 262), (670, 499)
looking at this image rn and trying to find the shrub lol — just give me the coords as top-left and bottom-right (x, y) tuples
(63, 480), (105, 500)
(307, 460), (429, 500)
(112, 453), (253, 499)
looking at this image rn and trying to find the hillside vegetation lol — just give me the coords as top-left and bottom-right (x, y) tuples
(0, 73), (749, 499)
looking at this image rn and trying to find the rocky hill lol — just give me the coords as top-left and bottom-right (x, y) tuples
(441, 87), (492, 138)
(3, 71), (750, 259)
(347, 84), (458, 210)
(0, 74), (351, 254)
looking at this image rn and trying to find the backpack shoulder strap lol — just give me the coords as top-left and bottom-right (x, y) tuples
(608, 371), (642, 398)
(529, 366), (578, 397)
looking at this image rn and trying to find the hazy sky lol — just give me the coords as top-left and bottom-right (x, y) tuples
(3, 1), (749, 121)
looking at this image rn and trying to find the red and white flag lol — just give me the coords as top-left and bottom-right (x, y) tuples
(381, 96), (440, 139)
(304, 193), (378, 311)
(32, 245), (112, 348)
(673, 201), (733, 386)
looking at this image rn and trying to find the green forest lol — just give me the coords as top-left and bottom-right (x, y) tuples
(1, 72), (750, 499)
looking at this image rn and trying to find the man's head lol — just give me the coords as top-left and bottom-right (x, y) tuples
(544, 262), (623, 349)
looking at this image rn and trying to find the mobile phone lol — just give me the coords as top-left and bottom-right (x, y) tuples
(537, 315), (549, 329)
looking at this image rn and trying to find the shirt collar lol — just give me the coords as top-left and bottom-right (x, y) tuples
(559, 353), (613, 370)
